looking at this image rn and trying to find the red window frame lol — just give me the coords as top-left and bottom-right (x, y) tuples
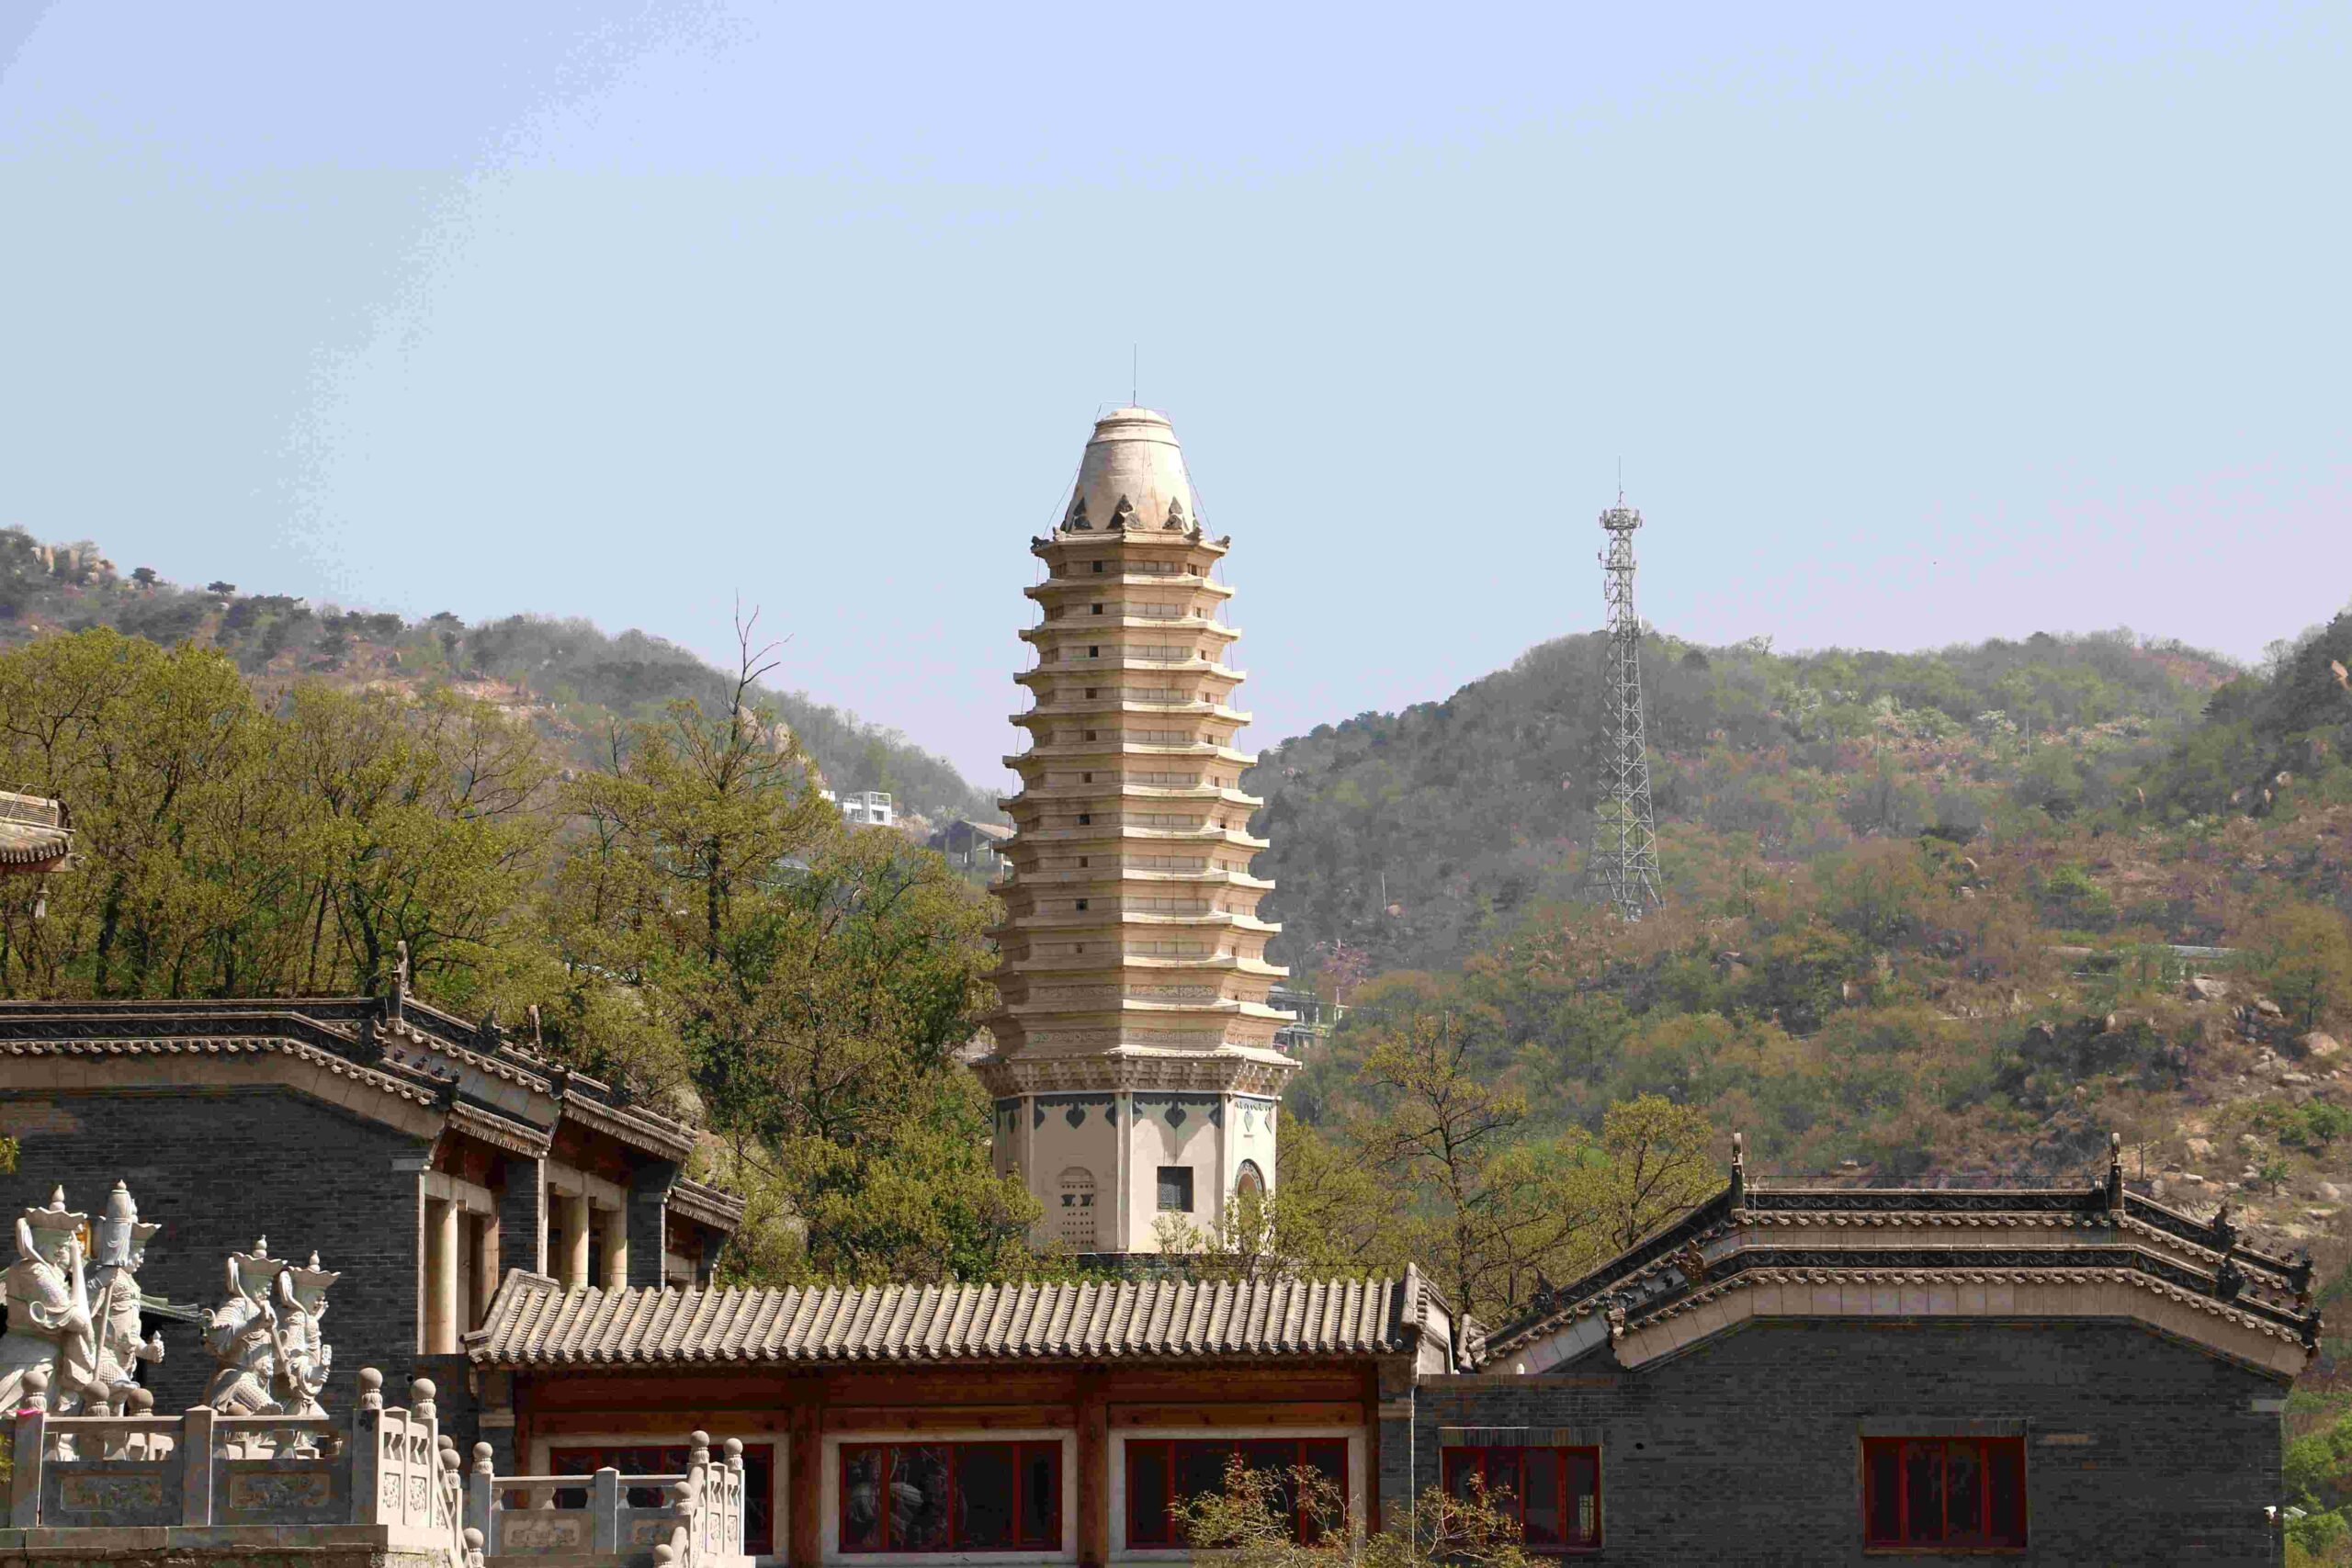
(1441, 1446), (1601, 1554)
(1861, 1437), (2026, 1551)
(548, 1445), (777, 1558)
(1123, 1438), (1348, 1548)
(836, 1440), (1062, 1554)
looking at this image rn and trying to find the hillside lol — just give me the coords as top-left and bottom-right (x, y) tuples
(0, 528), (997, 828)
(1252, 612), (2352, 1429)
(1250, 625), (2235, 973)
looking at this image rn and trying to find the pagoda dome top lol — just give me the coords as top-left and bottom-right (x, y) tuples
(1059, 407), (1203, 536)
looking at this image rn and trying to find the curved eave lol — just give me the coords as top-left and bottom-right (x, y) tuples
(1028, 577), (1235, 601)
(1035, 530), (1229, 558)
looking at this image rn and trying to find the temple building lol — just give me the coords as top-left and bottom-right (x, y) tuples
(0, 982), (741, 1446)
(978, 408), (1294, 1256)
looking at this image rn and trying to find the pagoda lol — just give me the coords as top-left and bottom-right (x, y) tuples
(978, 407), (1294, 1256)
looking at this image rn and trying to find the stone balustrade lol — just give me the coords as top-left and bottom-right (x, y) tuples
(465, 1430), (748, 1568)
(1, 1366), (746, 1568)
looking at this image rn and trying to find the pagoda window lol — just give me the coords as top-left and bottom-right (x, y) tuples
(1091, 560), (1105, 572)
(1443, 1446), (1600, 1553)
(1092, 604), (1104, 615)
(1057, 1168), (1100, 1250)
(1124, 1438), (1345, 1548)
(839, 1441), (1061, 1554)
(1156, 1167), (1194, 1213)
(1861, 1437), (2025, 1551)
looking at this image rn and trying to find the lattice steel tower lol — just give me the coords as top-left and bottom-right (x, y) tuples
(1590, 495), (1662, 918)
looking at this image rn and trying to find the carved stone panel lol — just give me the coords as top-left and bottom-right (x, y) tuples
(500, 1513), (590, 1552)
(223, 1461), (337, 1517)
(51, 1464), (172, 1525)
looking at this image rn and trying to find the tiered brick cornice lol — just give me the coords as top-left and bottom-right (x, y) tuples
(981, 409), (1293, 1076)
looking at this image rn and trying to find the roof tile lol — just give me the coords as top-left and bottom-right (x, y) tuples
(471, 1271), (1421, 1367)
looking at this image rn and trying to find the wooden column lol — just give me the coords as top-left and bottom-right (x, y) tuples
(472, 1213), (501, 1328)
(788, 1397), (822, 1568)
(600, 1202), (629, 1291)
(1077, 1367), (1108, 1567)
(563, 1191), (592, 1289)
(426, 1198), (461, 1353)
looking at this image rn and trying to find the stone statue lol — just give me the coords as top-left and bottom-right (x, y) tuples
(87, 1181), (164, 1414)
(279, 1252), (339, 1416)
(201, 1238), (338, 1425)
(0, 1188), (100, 1415)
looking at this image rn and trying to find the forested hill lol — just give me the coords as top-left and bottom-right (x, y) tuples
(0, 528), (995, 827)
(1250, 626), (2238, 974)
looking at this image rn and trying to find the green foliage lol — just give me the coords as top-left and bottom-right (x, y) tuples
(2247, 900), (2352, 1032)
(1255, 626), (2223, 976)
(0, 626), (1019, 1286)
(1172, 1456), (1536, 1568)
(0, 525), (995, 826)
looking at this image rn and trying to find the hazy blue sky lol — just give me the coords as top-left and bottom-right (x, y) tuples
(4, 4), (2346, 789)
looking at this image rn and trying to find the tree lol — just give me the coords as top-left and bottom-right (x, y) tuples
(545, 615), (1028, 1281)
(130, 567), (159, 589)
(1592, 1094), (1719, 1251)
(205, 581), (237, 596)
(2245, 902), (2352, 1032)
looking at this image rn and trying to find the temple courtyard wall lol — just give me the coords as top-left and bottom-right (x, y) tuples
(1, 1085), (427, 1416)
(1418, 1319), (2285, 1566)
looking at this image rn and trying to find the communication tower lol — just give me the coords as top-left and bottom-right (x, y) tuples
(1590, 495), (1662, 918)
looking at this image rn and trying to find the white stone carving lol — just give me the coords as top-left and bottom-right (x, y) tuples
(202, 1237), (340, 1432)
(0, 1187), (100, 1415)
(90, 1180), (165, 1412)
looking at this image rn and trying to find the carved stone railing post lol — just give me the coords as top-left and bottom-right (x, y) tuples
(9, 1372), (47, 1529)
(181, 1406), (217, 1526)
(725, 1438), (746, 1558)
(466, 1441), (494, 1541)
(590, 1467), (620, 1554)
(350, 1369), (385, 1525)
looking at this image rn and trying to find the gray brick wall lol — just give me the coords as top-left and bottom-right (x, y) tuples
(628, 1158), (675, 1288)
(0, 1087), (429, 1416)
(498, 1154), (546, 1279)
(1416, 1320), (2285, 1566)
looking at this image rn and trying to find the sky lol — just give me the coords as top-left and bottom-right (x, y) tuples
(3, 4), (2346, 790)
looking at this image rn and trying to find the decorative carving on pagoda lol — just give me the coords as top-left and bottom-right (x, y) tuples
(0, 1188), (100, 1414)
(201, 1237), (339, 1423)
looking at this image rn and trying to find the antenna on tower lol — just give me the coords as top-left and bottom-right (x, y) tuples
(1588, 492), (1663, 920)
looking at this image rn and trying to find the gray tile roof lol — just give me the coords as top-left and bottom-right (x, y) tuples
(469, 1267), (1428, 1367)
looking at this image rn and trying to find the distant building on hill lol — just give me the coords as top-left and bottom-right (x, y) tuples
(928, 817), (1012, 876)
(1267, 982), (1344, 1052)
(836, 789), (894, 828)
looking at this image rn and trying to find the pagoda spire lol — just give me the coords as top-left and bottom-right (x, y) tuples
(978, 408), (1294, 1257)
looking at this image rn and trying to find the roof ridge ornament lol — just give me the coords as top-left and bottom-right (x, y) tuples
(1065, 495), (1091, 530)
(1164, 497), (1185, 530)
(1109, 495), (1135, 532)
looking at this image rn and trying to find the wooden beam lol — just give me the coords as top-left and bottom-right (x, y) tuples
(1109, 1401), (1364, 1428)
(821, 1404), (1076, 1433)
